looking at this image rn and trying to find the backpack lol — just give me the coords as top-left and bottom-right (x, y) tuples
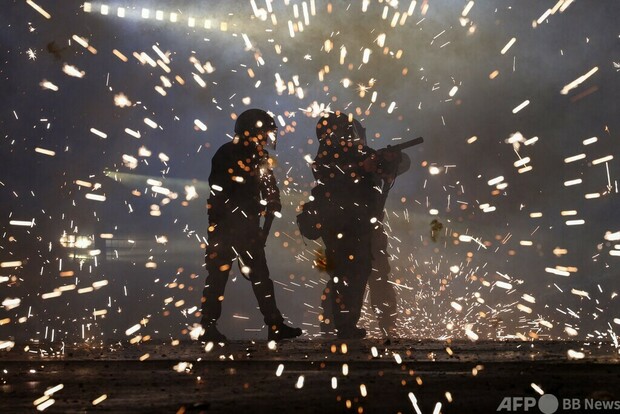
(296, 199), (322, 240)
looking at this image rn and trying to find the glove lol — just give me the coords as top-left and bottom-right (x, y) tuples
(266, 200), (282, 215)
(362, 153), (378, 172)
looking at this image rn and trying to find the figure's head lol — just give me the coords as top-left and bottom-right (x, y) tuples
(352, 118), (367, 146)
(315, 111), (355, 144)
(234, 109), (278, 149)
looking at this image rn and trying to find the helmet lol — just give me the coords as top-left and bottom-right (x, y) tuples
(234, 109), (278, 145)
(352, 118), (367, 145)
(315, 111), (355, 142)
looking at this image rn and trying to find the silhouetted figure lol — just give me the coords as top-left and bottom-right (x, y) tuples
(311, 112), (379, 339)
(200, 109), (302, 343)
(318, 118), (411, 338)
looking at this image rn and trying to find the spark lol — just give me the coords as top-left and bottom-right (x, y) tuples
(26, 0), (51, 19)
(36, 399), (55, 411)
(512, 100), (530, 114)
(561, 66), (599, 95)
(44, 384), (64, 396)
(408, 393), (423, 414)
(592, 155), (613, 165)
(125, 128), (141, 138)
(113, 49), (128, 62)
(1, 261), (23, 268)
(114, 93), (132, 108)
(564, 179), (582, 187)
(39, 80), (58, 91)
(565, 326), (578, 336)
(92, 394), (107, 405)
(487, 176), (504, 186)
(567, 349), (585, 360)
(62, 64), (85, 78)
(500, 37), (516, 54)
(27, 48), (37, 60)
(583, 136), (598, 145)
(144, 118), (158, 129)
(462, 1), (474, 17)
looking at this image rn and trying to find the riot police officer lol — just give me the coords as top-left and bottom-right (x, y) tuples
(311, 111), (378, 339)
(200, 109), (302, 342)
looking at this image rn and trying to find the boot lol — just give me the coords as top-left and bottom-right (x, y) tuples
(379, 323), (397, 340)
(337, 326), (366, 340)
(199, 323), (228, 343)
(268, 323), (302, 342)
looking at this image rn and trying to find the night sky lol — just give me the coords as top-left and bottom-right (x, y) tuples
(1, 0), (619, 344)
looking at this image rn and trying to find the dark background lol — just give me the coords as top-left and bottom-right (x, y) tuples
(1, 0), (619, 342)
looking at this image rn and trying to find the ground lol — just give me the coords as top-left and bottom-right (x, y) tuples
(1, 339), (619, 413)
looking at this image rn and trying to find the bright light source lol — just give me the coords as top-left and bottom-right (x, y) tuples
(117, 7), (125, 17)
(100, 4), (109, 15)
(141, 8), (150, 19)
(188, 17), (196, 27)
(59, 234), (93, 249)
(170, 13), (178, 22)
(155, 10), (164, 20)
(83, 2), (92, 13)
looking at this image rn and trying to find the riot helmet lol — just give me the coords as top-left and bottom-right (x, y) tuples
(234, 109), (278, 149)
(315, 111), (355, 143)
(352, 118), (367, 146)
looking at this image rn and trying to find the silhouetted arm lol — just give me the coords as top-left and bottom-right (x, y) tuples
(259, 151), (281, 214)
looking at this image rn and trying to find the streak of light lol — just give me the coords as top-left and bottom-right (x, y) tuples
(564, 154), (585, 163)
(90, 128), (107, 138)
(500, 37), (516, 54)
(408, 393), (423, 414)
(561, 67), (598, 95)
(40, 80), (59, 91)
(592, 155), (613, 165)
(512, 100), (530, 114)
(563, 179), (582, 186)
(26, 0), (51, 19)
(487, 176), (504, 186)
(112, 49), (129, 62)
(567, 349), (585, 359)
(36, 399), (55, 411)
(9, 220), (34, 227)
(85, 193), (106, 202)
(92, 395), (107, 405)
(545, 267), (570, 276)
(462, 1), (474, 17)
(44, 384), (64, 396)
(144, 118), (158, 129)
(295, 375), (304, 389)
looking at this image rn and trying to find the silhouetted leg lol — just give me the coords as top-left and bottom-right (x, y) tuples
(320, 279), (334, 332)
(201, 242), (234, 326)
(243, 240), (284, 327)
(369, 227), (397, 332)
(328, 228), (372, 332)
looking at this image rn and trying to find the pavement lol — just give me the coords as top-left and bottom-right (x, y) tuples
(1, 339), (619, 413)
